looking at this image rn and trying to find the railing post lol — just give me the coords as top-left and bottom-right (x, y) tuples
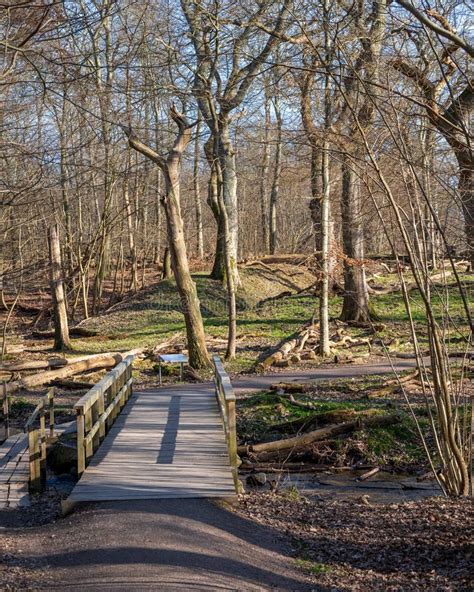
(127, 361), (133, 401)
(226, 398), (239, 492)
(28, 426), (41, 492)
(48, 388), (55, 439)
(77, 411), (86, 477)
(110, 377), (118, 423)
(98, 389), (105, 441)
(84, 407), (93, 462)
(2, 381), (9, 439)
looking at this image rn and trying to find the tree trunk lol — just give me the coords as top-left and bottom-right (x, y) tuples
(161, 246), (172, 279)
(459, 158), (473, 268)
(48, 224), (71, 351)
(193, 116), (204, 259)
(216, 162), (237, 359)
(269, 94), (283, 255)
(260, 91), (271, 253)
(309, 149), (323, 251)
(124, 169), (138, 290)
(217, 116), (241, 287)
(163, 169), (209, 368)
(124, 108), (210, 369)
(340, 156), (370, 322)
(204, 137), (226, 280)
(319, 138), (331, 355)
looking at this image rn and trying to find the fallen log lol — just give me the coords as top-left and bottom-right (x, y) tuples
(239, 462), (330, 473)
(4, 350), (138, 394)
(0, 358), (68, 372)
(270, 382), (311, 393)
(270, 408), (381, 434)
(288, 394), (315, 409)
(258, 325), (319, 369)
(256, 290), (292, 308)
(382, 369), (420, 386)
(356, 467), (380, 481)
(368, 270), (456, 295)
(32, 326), (99, 339)
(238, 413), (400, 455)
(50, 378), (95, 390)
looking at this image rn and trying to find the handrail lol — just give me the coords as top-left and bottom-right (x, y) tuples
(25, 388), (55, 491)
(2, 381), (9, 440)
(75, 354), (134, 476)
(212, 355), (239, 493)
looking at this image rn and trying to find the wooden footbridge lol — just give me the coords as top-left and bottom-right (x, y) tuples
(65, 355), (238, 506)
(1, 355), (238, 509)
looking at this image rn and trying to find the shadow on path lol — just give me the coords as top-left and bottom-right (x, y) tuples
(18, 498), (319, 591)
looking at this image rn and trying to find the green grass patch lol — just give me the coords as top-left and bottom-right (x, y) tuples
(237, 379), (433, 470)
(69, 266), (471, 373)
(295, 559), (332, 575)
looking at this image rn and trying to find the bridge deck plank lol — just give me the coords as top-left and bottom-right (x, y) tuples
(68, 388), (236, 502)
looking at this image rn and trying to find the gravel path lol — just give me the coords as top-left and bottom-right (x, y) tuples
(5, 498), (313, 591)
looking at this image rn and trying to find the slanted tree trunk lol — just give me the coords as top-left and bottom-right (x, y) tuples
(48, 224), (71, 351)
(124, 107), (210, 369)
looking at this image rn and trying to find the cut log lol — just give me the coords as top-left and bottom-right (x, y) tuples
(274, 359), (291, 368)
(238, 413), (400, 455)
(4, 350), (139, 394)
(0, 359), (68, 372)
(258, 325), (318, 369)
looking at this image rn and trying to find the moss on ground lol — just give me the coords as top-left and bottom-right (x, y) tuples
(236, 375), (440, 471)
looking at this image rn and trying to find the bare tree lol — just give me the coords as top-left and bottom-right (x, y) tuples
(180, 0), (292, 285)
(123, 107), (210, 369)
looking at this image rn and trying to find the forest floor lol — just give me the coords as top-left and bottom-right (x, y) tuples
(239, 492), (473, 591)
(3, 257), (472, 378)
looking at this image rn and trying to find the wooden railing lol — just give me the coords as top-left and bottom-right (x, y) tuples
(213, 355), (239, 492)
(2, 381), (10, 441)
(25, 388), (55, 492)
(75, 355), (134, 476)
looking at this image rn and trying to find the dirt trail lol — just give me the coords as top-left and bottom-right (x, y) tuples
(232, 359), (418, 393)
(6, 498), (314, 591)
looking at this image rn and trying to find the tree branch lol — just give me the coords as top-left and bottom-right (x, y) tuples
(395, 0), (474, 58)
(120, 125), (166, 169)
